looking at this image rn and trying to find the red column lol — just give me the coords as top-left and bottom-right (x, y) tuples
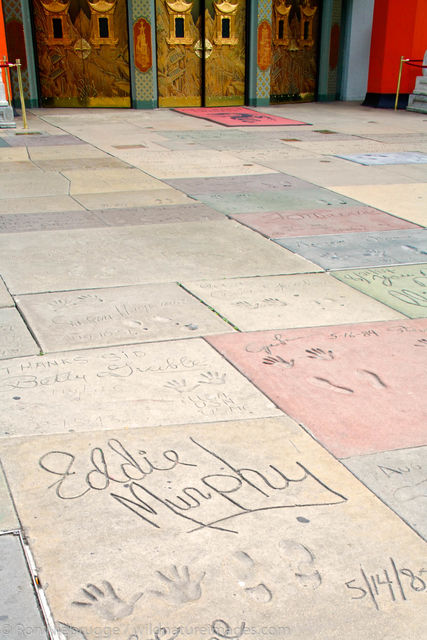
(365, 0), (427, 106)
(0, 1), (9, 93)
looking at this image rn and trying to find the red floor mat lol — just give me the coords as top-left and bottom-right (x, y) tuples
(173, 106), (309, 127)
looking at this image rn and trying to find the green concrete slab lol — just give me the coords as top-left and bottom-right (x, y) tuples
(194, 190), (359, 215)
(343, 446), (427, 541)
(0, 138), (10, 147)
(0, 418), (426, 640)
(332, 265), (427, 318)
(0, 535), (49, 638)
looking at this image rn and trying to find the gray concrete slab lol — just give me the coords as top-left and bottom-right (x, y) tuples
(194, 190), (359, 215)
(0, 211), (105, 234)
(274, 230), (427, 270)
(0, 535), (49, 639)
(0, 339), (280, 436)
(0, 279), (13, 308)
(0, 308), (39, 360)
(182, 274), (403, 331)
(332, 264), (427, 318)
(96, 204), (223, 226)
(337, 152), (427, 165)
(164, 173), (313, 195)
(343, 446), (427, 541)
(0, 466), (19, 531)
(0, 222), (321, 294)
(16, 283), (234, 352)
(5, 134), (85, 147)
(0, 417), (426, 640)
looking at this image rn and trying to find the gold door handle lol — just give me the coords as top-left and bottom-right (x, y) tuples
(194, 39), (213, 58)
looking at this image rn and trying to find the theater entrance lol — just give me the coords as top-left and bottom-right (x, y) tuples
(32, 0), (131, 107)
(155, 0), (247, 107)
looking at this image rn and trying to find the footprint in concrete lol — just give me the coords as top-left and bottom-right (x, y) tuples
(231, 551), (272, 603)
(278, 539), (321, 590)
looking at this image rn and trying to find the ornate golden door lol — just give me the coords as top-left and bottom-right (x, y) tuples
(32, 0), (131, 107)
(155, 0), (246, 107)
(270, 0), (320, 103)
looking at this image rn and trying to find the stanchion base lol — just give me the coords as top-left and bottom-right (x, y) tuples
(0, 104), (16, 128)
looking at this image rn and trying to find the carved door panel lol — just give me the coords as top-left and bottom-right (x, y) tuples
(155, 0), (246, 107)
(270, 0), (321, 103)
(32, 0), (131, 107)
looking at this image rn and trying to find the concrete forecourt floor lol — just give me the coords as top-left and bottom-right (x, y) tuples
(0, 102), (426, 640)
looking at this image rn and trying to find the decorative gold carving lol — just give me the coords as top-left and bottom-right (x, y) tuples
(298, 0), (317, 48)
(213, 1), (238, 45)
(273, 1), (291, 46)
(87, 0), (119, 47)
(194, 39), (213, 59)
(165, 0), (194, 45)
(39, 0), (73, 46)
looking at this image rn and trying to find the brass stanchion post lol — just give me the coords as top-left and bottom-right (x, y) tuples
(395, 56), (408, 111)
(15, 59), (28, 129)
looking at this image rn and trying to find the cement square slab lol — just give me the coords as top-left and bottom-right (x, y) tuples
(16, 283), (234, 352)
(0, 308), (39, 360)
(0, 196), (86, 215)
(231, 207), (421, 238)
(182, 274), (403, 331)
(62, 168), (169, 195)
(27, 144), (110, 160)
(0, 222), (321, 294)
(207, 319), (427, 457)
(96, 204), (223, 226)
(33, 157), (130, 172)
(0, 465), (19, 531)
(327, 184), (427, 227)
(0, 535), (49, 639)
(194, 190), (359, 215)
(164, 173), (312, 195)
(337, 152), (427, 165)
(0, 147), (29, 162)
(0, 211), (105, 233)
(274, 229), (427, 270)
(0, 173), (70, 199)
(332, 264), (427, 318)
(1, 417), (427, 640)
(73, 189), (192, 210)
(0, 278), (13, 308)
(0, 339), (280, 436)
(0, 137), (10, 147)
(343, 446), (427, 541)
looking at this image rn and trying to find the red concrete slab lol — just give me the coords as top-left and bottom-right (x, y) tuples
(174, 107), (308, 127)
(207, 319), (427, 458)
(231, 207), (421, 238)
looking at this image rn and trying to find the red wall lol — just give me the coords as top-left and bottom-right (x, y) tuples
(0, 1), (9, 91)
(368, 0), (427, 94)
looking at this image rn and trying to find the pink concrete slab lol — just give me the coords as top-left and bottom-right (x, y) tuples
(173, 107), (309, 127)
(206, 319), (427, 458)
(231, 207), (421, 238)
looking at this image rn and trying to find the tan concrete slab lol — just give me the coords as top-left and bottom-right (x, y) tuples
(0, 173), (70, 199)
(328, 184), (427, 227)
(182, 275), (403, 331)
(0, 147), (29, 162)
(0, 308), (39, 359)
(343, 446), (427, 541)
(0, 196), (86, 215)
(0, 222), (321, 294)
(0, 162), (42, 174)
(0, 464), (19, 531)
(73, 189), (193, 210)
(127, 150), (277, 179)
(63, 168), (170, 195)
(33, 157), (131, 172)
(0, 277), (13, 308)
(16, 284), (234, 352)
(0, 340), (280, 436)
(1, 417), (426, 640)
